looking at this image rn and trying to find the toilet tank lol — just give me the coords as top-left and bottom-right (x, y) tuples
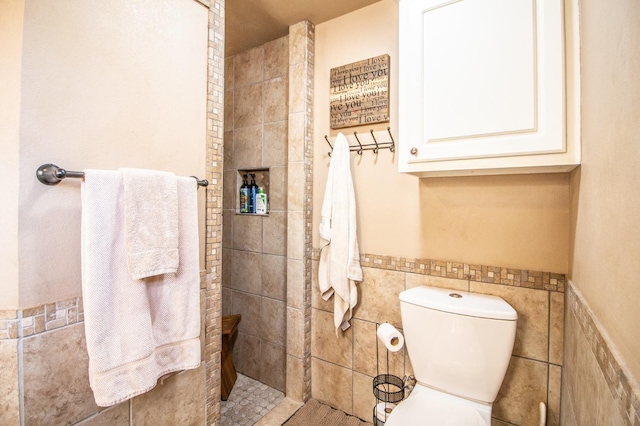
(399, 286), (517, 404)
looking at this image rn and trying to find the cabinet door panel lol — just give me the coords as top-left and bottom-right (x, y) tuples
(399, 0), (566, 169)
(423, 0), (535, 141)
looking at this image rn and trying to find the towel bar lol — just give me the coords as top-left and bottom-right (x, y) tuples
(36, 164), (209, 187)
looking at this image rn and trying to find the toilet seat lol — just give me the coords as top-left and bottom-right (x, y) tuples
(384, 384), (488, 426)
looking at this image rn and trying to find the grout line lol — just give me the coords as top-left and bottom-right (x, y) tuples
(18, 310), (24, 426)
(225, 287), (286, 304)
(547, 290), (552, 365)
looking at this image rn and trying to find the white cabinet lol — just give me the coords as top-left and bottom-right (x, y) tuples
(398, 0), (580, 177)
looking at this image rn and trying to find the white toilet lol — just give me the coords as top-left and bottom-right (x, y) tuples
(385, 285), (517, 426)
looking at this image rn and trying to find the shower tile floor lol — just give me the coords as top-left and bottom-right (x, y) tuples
(221, 373), (285, 426)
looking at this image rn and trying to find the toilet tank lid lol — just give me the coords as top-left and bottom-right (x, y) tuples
(399, 286), (517, 320)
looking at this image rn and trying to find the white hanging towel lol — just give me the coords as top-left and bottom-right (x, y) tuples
(120, 168), (179, 280)
(318, 133), (363, 333)
(81, 170), (201, 407)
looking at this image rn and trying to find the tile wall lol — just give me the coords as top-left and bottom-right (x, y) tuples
(310, 251), (565, 426)
(0, 289), (207, 425)
(561, 282), (640, 426)
(222, 34), (290, 392)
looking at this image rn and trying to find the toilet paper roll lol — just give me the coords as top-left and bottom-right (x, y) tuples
(375, 402), (396, 422)
(377, 323), (404, 352)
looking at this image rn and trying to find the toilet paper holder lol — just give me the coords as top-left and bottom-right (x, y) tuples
(373, 374), (404, 403)
(372, 323), (406, 425)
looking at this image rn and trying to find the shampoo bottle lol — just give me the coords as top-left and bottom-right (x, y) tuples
(249, 174), (258, 214)
(239, 174), (250, 213)
(255, 187), (268, 214)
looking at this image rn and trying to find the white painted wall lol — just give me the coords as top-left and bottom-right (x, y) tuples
(2, 0), (208, 309)
(0, 0), (25, 309)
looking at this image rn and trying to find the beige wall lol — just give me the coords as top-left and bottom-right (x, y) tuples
(569, 0), (640, 391)
(14, 0), (207, 308)
(312, 0), (570, 274)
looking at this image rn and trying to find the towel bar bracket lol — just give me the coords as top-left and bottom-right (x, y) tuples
(36, 164), (81, 185)
(36, 164), (208, 187)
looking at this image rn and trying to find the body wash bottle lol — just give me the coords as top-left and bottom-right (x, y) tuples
(239, 174), (250, 213)
(249, 174), (258, 214)
(255, 187), (268, 214)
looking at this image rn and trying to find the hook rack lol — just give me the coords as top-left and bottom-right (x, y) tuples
(325, 127), (395, 157)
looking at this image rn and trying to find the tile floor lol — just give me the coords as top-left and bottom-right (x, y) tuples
(221, 374), (285, 426)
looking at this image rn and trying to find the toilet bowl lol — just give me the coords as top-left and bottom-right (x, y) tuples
(385, 384), (488, 426)
(385, 286), (517, 425)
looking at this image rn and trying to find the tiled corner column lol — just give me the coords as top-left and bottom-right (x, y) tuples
(205, 0), (225, 424)
(286, 20), (315, 402)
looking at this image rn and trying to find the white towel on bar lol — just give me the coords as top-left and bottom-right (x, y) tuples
(120, 168), (179, 280)
(81, 170), (201, 407)
(318, 133), (363, 334)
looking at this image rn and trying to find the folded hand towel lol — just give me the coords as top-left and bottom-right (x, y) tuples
(120, 168), (179, 280)
(81, 171), (200, 407)
(318, 133), (363, 334)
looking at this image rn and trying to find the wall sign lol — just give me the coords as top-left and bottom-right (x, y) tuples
(330, 54), (390, 129)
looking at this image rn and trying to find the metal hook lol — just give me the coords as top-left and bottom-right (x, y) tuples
(370, 129), (380, 154)
(387, 127), (395, 152)
(324, 135), (333, 157)
(353, 131), (363, 155)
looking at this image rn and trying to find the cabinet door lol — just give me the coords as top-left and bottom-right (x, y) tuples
(399, 0), (566, 172)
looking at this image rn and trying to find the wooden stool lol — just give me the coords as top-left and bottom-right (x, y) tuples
(221, 314), (241, 401)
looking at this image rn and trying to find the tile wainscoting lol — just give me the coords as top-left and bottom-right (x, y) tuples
(561, 282), (640, 425)
(0, 281), (209, 425)
(311, 250), (565, 426)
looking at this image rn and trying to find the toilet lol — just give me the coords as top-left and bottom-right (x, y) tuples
(385, 286), (517, 426)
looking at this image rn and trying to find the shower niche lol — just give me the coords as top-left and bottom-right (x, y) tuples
(236, 167), (270, 215)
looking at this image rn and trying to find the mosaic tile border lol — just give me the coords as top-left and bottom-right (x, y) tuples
(567, 282), (640, 426)
(312, 249), (566, 292)
(301, 19), (315, 403)
(205, 1), (225, 425)
(0, 297), (83, 340)
(0, 273), (210, 343)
